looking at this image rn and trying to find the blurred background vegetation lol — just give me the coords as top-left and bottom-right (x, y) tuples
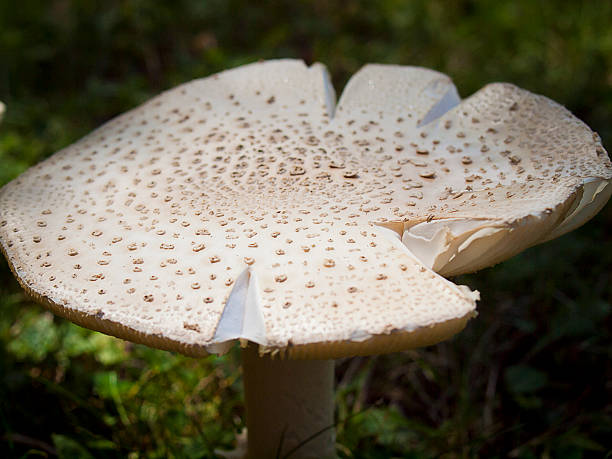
(1, 1), (611, 457)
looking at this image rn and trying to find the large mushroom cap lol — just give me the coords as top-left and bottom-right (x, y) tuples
(1, 60), (610, 359)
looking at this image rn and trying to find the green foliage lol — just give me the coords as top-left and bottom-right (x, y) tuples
(1, 1), (611, 458)
(504, 365), (548, 395)
(0, 292), (242, 457)
(52, 434), (95, 459)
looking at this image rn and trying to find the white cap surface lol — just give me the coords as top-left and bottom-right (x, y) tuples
(1, 60), (609, 358)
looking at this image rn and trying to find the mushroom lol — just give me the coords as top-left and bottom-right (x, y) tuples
(0, 60), (610, 458)
(0, 101), (5, 122)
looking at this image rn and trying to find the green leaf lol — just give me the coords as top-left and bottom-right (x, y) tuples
(90, 333), (128, 365)
(505, 365), (548, 394)
(93, 371), (131, 425)
(7, 311), (59, 361)
(60, 325), (97, 357)
(51, 434), (94, 459)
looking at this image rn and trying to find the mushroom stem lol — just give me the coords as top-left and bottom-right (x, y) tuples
(242, 345), (336, 458)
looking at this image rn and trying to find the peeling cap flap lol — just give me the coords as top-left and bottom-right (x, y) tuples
(334, 73), (611, 276)
(0, 60), (609, 358)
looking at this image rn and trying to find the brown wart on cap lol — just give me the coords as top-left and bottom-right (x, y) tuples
(0, 60), (610, 458)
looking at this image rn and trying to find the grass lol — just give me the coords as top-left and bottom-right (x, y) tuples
(1, 1), (611, 457)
